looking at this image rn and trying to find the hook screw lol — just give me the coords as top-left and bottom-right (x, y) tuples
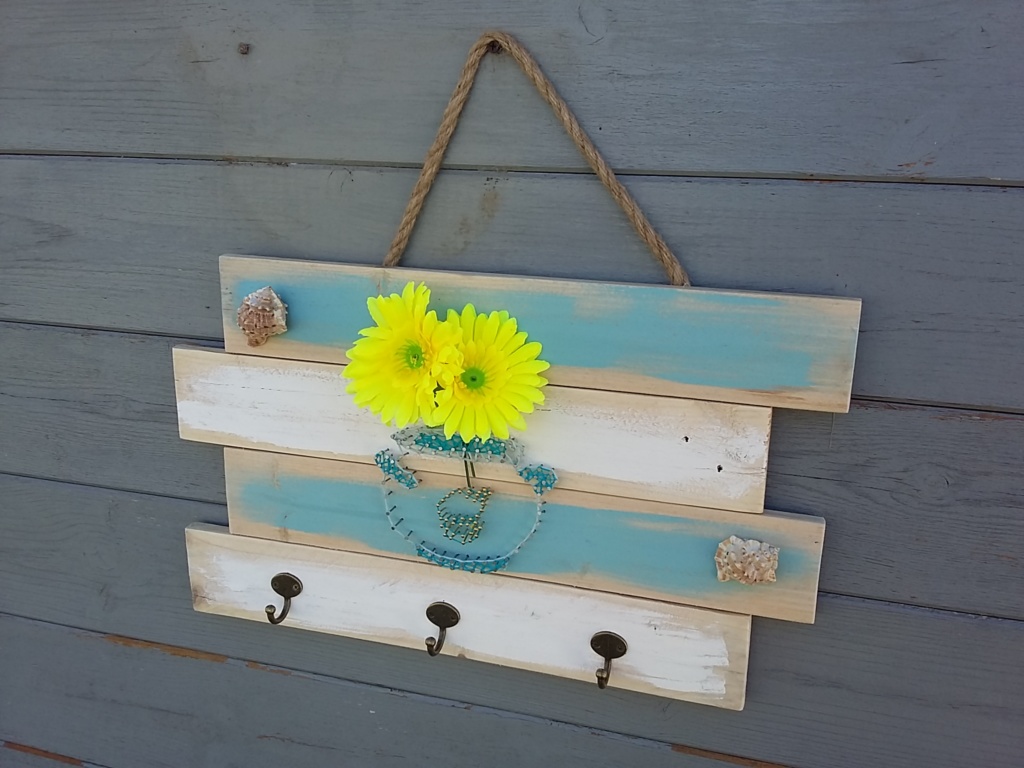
(425, 601), (461, 656)
(590, 631), (628, 689)
(265, 572), (302, 625)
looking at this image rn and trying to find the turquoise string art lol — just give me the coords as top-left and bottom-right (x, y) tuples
(375, 426), (557, 573)
(374, 450), (418, 489)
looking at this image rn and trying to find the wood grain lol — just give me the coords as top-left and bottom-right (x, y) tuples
(219, 255), (861, 412)
(2, 323), (1021, 618)
(3, 156), (1022, 411)
(187, 523), (751, 708)
(1, 476), (1021, 767)
(225, 448), (825, 623)
(1, 1), (1022, 180)
(174, 346), (773, 510)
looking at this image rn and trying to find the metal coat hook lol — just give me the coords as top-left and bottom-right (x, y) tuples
(265, 572), (302, 625)
(425, 601), (460, 656)
(590, 631), (628, 689)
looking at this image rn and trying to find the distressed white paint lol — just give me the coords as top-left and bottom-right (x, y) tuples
(174, 346), (772, 512)
(186, 524), (750, 709)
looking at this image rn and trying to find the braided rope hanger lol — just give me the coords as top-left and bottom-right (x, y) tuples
(383, 30), (691, 287)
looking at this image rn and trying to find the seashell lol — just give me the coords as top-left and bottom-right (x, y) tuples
(237, 286), (287, 346)
(715, 535), (779, 586)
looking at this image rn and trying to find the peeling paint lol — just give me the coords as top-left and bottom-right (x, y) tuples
(246, 660), (294, 676)
(103, 634), (228, 664)
(670, 741), (790, 768)
(1, 741), (84, 766)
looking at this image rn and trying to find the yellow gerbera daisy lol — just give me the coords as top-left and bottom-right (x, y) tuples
(428, 304), (550, 442)
(344, 282), (462, 428)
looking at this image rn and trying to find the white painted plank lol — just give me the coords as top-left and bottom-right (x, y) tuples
(173, 346), (772, 512)
(186, 523), (751, 709)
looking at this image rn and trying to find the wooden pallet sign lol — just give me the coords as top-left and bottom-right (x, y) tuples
(174, 253), (860, 710)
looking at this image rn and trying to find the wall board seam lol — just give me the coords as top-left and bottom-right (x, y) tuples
(845, 393), (1024, 418)
(0, 611), (790, 766)
(0, 468), (228, 510)
(1, 150), (1023, 188)
(0, 317), (223, 344)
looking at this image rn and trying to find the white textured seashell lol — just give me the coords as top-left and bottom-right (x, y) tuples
(237, 286), (287, 347)
(715, 535), (779, 586)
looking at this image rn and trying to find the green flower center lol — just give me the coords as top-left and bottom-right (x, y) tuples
(400, 341), (425, 370)
(461, 366), (487, 391)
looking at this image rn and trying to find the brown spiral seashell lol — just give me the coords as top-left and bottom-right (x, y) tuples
(236, 286), (287, 346)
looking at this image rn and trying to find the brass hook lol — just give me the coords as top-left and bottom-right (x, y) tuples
(425, 601), (460, 656)
(590, 631), (628, 689)
(265, 572), (302, 625)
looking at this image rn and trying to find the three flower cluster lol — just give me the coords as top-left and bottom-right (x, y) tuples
(343, 282), (550, 442)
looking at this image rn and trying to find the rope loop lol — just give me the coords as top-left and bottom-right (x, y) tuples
(383, 30), (691, 287)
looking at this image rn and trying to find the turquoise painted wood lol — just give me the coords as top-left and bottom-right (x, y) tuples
(220, 255), (862, 412)
(224, 449), (825, 622)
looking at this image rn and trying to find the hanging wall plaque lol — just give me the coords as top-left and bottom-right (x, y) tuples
(177, 31), (860, 710)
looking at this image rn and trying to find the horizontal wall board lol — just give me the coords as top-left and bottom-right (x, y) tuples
(188, 524), (751, 709)
(0, 616), (730, 768)
(1, 475), (1022, 767)
(2, 2), (1022, 180)
(226, 449), (825, 623)
(221, 255), (860, 412)
(3, 324), (1023, 618)
(3, 157), (1022, 411)
(174, 346), (773, 511)
(0, 323), (225, 503)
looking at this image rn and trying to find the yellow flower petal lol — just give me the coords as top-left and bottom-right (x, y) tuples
(501, 330), (529, 355)
(484, 402), (510, 440)
(453, 406), (470, 439)
(431, 306), (549, 441)
(342, 282), (462, 427)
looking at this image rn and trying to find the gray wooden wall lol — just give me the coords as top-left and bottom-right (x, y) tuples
(1, 2), (1022, 766)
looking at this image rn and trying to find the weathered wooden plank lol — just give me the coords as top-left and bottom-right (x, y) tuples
(3, 324), (1022, 617)
(220, 255), (861, 412)
(226, 448), (825, 623)
(2, 1), (1022, 180)
(174, 346), (773, 510)
(1, 475), (1021, 767)
(187, 524), (751, 708)
(0, 616), (733, 768)
(3, 157), (1022, 410)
